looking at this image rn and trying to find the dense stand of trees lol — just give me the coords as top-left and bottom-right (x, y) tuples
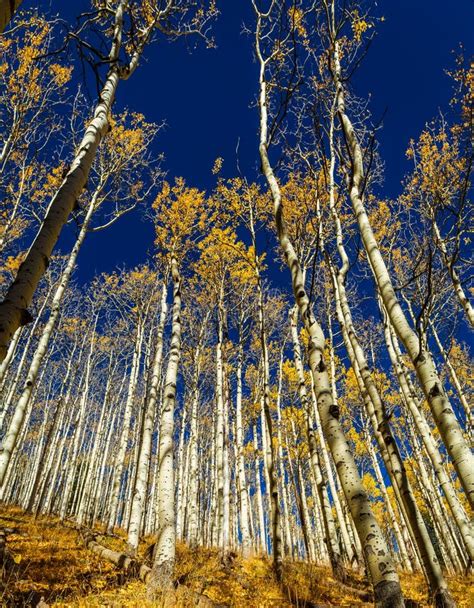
(0, 2), (472, 607)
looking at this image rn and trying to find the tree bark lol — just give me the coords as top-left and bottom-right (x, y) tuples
(0, 0), (23, 33)
(148, 255), (182, 595)
(253, 12), (404, 603)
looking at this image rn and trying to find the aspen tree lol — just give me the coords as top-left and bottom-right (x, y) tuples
(106, 269), (155, 531)
(0, 269), (58, 434)
(252, 3), (404, 604)
(0, 16), (71, 224)
(60, 311), (100, 519)
(143, 179), (210, 588)
(0, 112), (158, 486)
(381, 303), (474, 566)
(401, 112), (473, 328)
(215, 176), (282, 567)
(316, 98), (456, 602)
(148, 254), (182, 594)
(26, 339), (80, 514)
(428, 320), (472, 428)
(0, 0), (216, 362)
(128, 180), (208, 553)
(364, 428), (413, 573)
(185, 308), (210, 547)
(0, 298), (46, 432)
(321, 0), (474, 505)
(127, 279), (167, 553)
(0, 327), (22, 391)
(288, 308), (346, 579)
(275, 344), (297, 560)
(235, 305), (252, 556)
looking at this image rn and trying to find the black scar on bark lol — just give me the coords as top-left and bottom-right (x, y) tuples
(20, 308), (34, 327)
(429, 383), (441, 398)
(414, 350), (426, 365)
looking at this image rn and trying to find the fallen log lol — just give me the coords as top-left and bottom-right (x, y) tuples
(78, 528), (221, 606)
(79, 528), (151, 582)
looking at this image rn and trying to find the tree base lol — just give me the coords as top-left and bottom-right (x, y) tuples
(146, 558), (174, 601)
(432, 588), (457, 608)
(374, 580), (405, 608)
(331, 555), (348, 584)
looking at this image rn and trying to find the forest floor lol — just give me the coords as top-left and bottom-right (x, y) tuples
(0, 506), (472, 608)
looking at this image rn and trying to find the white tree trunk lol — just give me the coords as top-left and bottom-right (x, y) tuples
(0, 195), (96, 486)
(332, 37), (474, 508)
(253, 19), (404, 603)
(127, 281), (168, 553)
(148, 256), (182, 593)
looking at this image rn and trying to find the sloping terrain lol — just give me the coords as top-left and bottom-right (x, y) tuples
(1, 506), (472, 608)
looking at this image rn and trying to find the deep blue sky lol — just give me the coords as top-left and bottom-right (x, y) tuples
(23, 1), (474, 283)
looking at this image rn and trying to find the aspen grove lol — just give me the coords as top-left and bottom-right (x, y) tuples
(0, 2), (472, 607)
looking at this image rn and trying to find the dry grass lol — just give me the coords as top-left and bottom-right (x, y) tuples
(1, 506), (472, 607)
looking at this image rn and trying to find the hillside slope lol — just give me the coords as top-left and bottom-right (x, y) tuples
(1, 507), (472, 608)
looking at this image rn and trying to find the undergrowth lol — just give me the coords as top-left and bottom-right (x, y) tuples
(1, 506), (472, 607)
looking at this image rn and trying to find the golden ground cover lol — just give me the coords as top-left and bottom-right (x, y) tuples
(1, 506), (472, 607)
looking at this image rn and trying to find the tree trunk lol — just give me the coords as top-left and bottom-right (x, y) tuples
(127, 280), (168, 553)
(332, 36), (474, 508)
(0, 0), (23, 32)
(0, 195), (96, 486)
(0, 1), (131, 361)
(254, 20), (404, 603)
(148, 255), (182, 595)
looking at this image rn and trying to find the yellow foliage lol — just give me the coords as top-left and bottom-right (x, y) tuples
(362, 471), (381, 499)
(153, 177), (210, 265)
(1, 506), (473, 607)
(351, 11), (372, 42)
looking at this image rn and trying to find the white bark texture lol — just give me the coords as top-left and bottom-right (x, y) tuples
(127, 281), (168, 553)
(332, 39), (474, 508)
(0, 196), (96, 486)
(148, 256), (182, 593)
(253, 13), (404, 603)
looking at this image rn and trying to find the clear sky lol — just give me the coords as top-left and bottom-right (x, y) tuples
(22, 0), (474, 284)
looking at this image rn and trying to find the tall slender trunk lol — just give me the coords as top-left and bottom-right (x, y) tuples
(77, 358), (115, 526)
(235, 333), (251, 555)
(0, 327), (22, 392)
(331, 34), (473, 507)
(381, 303), (474, 565)
(0, 1), (130, 361)
(27, 342), (78, 514)
(148, 255), (182, 593)
(215, 279), (228, 549)
(289, 306), (346, 578)
(0, 284), (52, 432)
(0, 195), (97, 486)
(274, 346), (295, 559)
(428, 319), (472, 426)
(253, 13), (404, 603)
(328, 255), (453, 604)
(187, 322), (206, 546)
(175, 406), (187, 540)
(107, 318), (145, 532)
(430, 213), (474, 328)
(253, 421), (267, 554)
(127, 280), (168, 553)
